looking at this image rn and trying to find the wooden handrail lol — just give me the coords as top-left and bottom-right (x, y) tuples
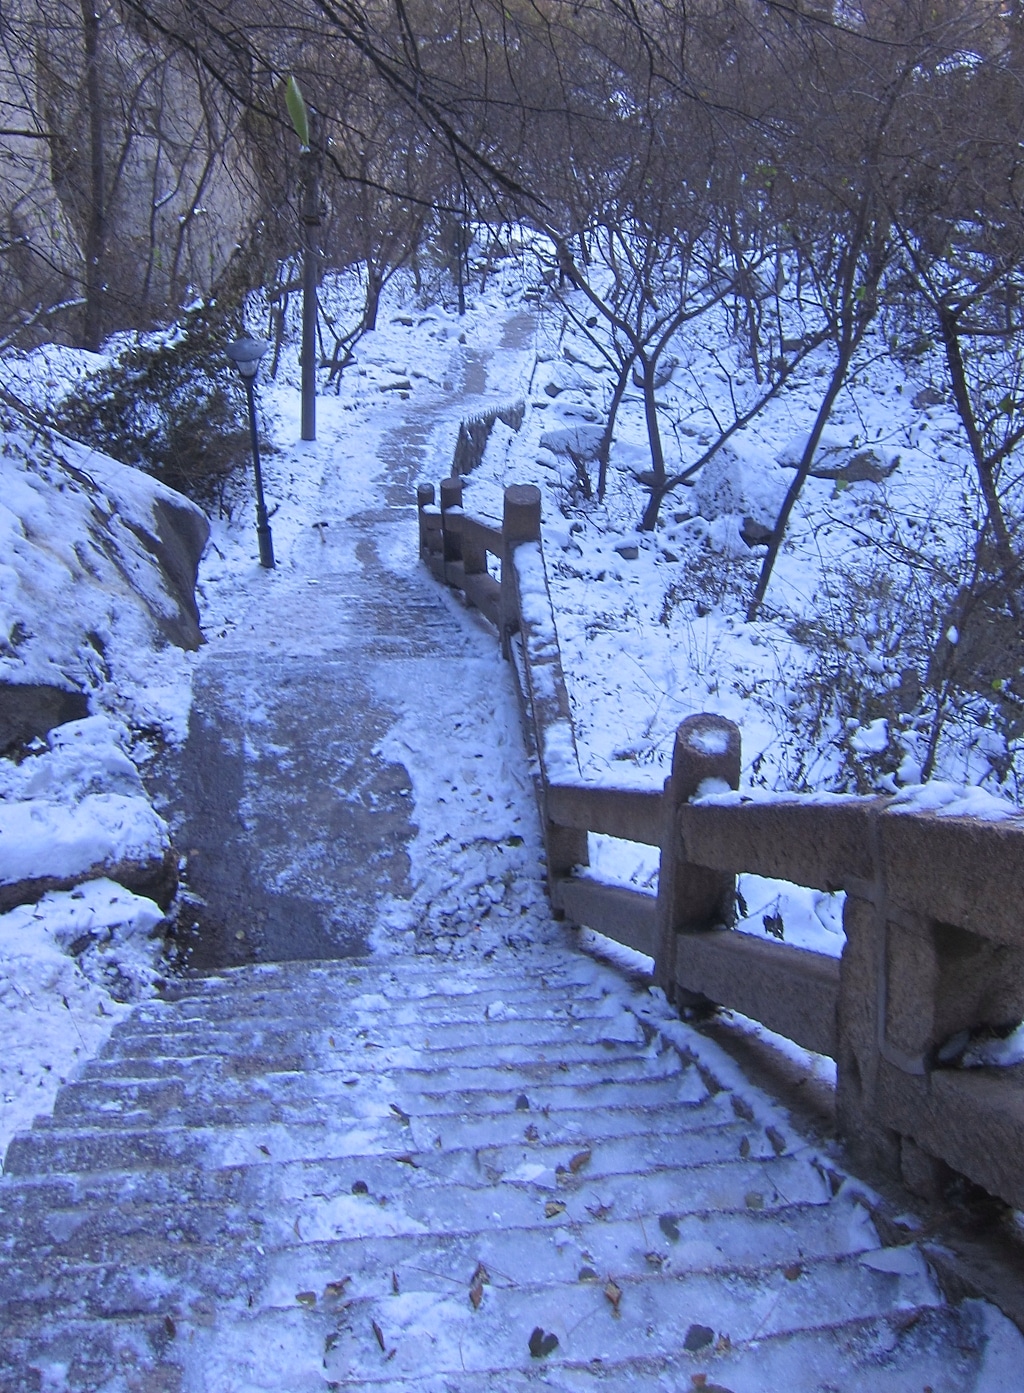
(416, 470), (1024, 1214)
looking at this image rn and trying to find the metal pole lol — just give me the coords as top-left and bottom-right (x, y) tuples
(300, 119), (321, 442)
(245, 377), (275, 568)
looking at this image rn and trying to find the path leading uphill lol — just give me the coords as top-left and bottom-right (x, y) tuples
(155, 320), (534, 971)
(2, 311), (1023, 1389)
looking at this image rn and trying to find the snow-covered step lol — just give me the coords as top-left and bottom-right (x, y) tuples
(49, 1063), (703, 1126)
(71, 1047), (685, 1098)
(72, 1033), (665, 1083)
(167, 953), (611, 998)
(1, 1125), (812, 1264)
(0, 1198), (880, 1323)
(2, 1302), (1007, 1393)
(4, 1090), (751, 1177)
(106, 1007), (645, 1057)
(129, 980), (617, 1029)
(13, 1257), (937, 1387)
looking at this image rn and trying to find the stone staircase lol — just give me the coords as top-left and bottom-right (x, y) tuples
(2, 941), (1020, 1391)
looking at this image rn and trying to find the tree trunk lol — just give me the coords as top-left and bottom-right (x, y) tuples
(937, 306), (1020, 614)
(80, 0), (106, 351)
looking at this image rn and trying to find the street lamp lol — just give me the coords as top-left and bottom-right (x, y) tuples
(226, 336), (275, 568)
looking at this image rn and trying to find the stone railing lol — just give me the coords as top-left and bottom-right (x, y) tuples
(416, 476), (1024, 1214)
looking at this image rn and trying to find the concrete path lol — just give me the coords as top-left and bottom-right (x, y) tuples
(155, 336), (503, 971)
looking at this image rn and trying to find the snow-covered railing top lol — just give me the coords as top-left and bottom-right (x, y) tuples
(416, 471), (1024, 1218)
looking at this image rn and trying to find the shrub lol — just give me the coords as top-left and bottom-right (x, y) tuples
(55, 301), (247, 504)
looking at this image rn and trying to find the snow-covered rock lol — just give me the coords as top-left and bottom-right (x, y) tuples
(538, 423), (605, 460)
(693, 443), (787, 532)
(0, 418), (209, 751)
(0, 715), (175, 912)
(777, 431), (900, 482)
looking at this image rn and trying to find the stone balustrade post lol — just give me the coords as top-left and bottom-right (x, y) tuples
(654, 714), (741, 998)
(499, 484), (541, 659)
(439, 476), (464, 586)
(416, 483), (435, 560)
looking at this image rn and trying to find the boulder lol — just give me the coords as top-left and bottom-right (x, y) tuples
(0, 684), (89, 756)
(777, 432), (900, 484)
(693, 445), (787, 531)
(1, 427), (209, 739)
(538, 423), (605, 460)
(0, 715), (176, 913)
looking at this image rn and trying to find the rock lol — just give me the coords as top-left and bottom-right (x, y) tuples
(694, 445), (787, 530)
(0, 848), (177, 916)
(631, 357), (677, 389)
(0, 684), (90, 756)
(912, 385), (945, 410)
(614, 543), (640, 560)
(0, 715), (177, 912)
(1, 431), (210, 739)
(741, 517), (774, 547)
(538, 423), (605, 460)
(777, 432), (900, 483)
(122, 494), (209, 650)
(543, 381), (563, 397)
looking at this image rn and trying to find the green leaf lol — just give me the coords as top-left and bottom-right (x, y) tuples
(285, 75), (310, 149)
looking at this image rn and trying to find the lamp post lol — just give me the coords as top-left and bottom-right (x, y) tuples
(226, 336), (275, 569)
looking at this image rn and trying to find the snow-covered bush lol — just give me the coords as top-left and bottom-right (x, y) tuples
(54, 301), (246, 504)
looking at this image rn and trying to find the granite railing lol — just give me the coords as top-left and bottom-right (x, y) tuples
(416, 474), (1024, 1213)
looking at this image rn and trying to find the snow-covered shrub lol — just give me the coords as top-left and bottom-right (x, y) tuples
(54, 301), (246, 504)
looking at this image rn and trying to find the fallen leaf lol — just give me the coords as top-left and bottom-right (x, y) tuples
(763, 912), (785, 940)
(163, 1315), (176, 1339)
(604, 1279), (622, 1314)
(783, 1263), (803, 1281)
(544, 1200), (566, 1218)
(569, 1149), (592, 1174)
(394, 1154), (419, 1167)
(257, 1144), (271, 1157)
(528, 1327), (559, 1358)
(372, 1319), (386, 1352)
(392, 1270), (400, 1294)
(468, 1262), (491, 1311)
(329, 1035), (336, 1047)
(766, 1125), (786, 1156)
(745, 1191), (765, 1210)
(731, 1095), (754, 1122)
(323, 1278), (351, 1301)
(352, 1180), (369, 1195)
(390, 1103), (411, 1125)
(684, 1323), (715, 1352)
(645, 1251), (666, 1269)
(586, 1200), (613, 1220)
(738, 1135), (751, 1159)
(524, 1123), (539, 1142)
(658, 1213), (680, 1241)
(515, 1093), (530, 1111)
(578, 1265), (598, 1281)
(296, 1291), (317, 1307)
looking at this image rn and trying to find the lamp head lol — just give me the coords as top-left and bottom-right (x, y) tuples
(226, 336), (271, 380)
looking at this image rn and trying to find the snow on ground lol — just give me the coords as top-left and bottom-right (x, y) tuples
(4, 239), (1024, 1155)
